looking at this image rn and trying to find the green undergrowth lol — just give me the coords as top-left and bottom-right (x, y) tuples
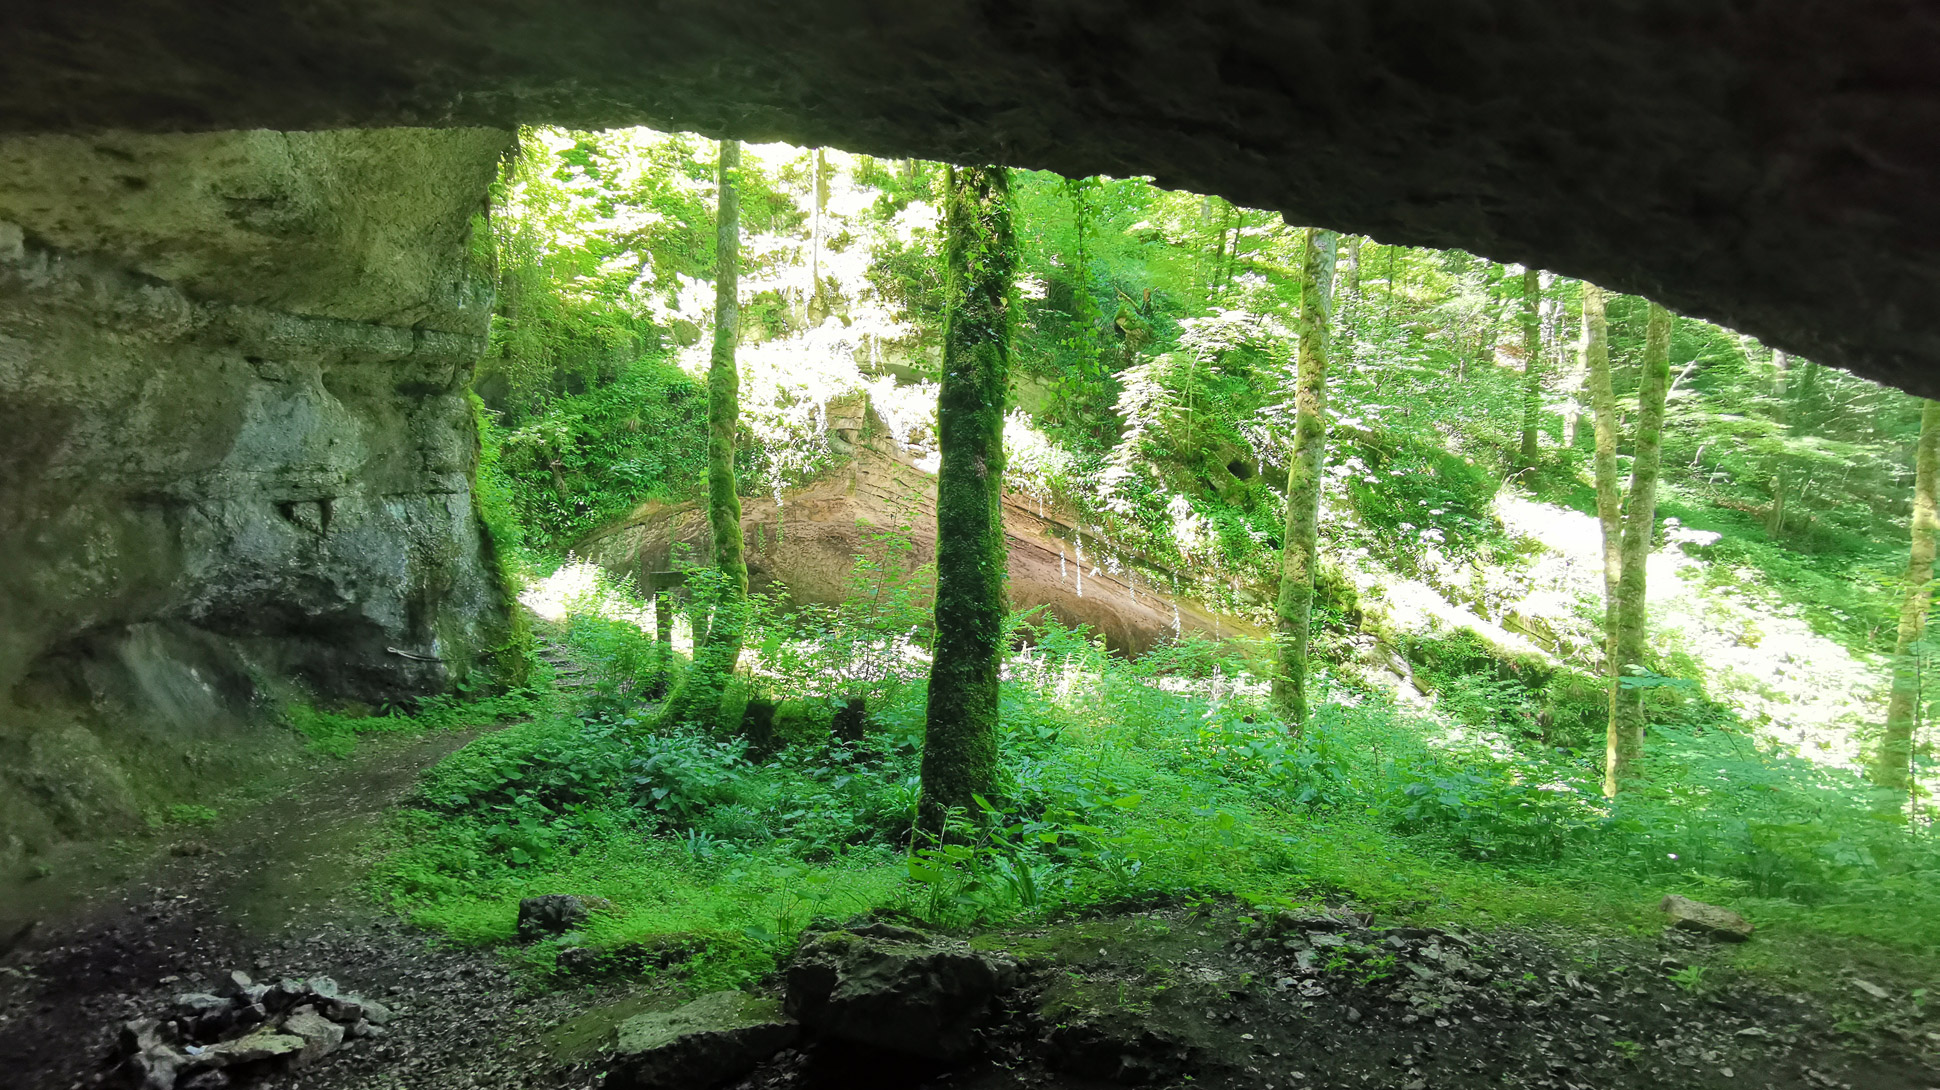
(290, 682), (548, 758)
(367, 575), (1940, 995)
(1541, 470), (1901, 658)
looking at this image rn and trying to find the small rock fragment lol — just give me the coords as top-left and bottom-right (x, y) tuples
(282, 1005), (346, 1065)
(197, 1025), (305, 1067)
(1851, 978), (1890, 1000)
(306, 976), (341, 1000)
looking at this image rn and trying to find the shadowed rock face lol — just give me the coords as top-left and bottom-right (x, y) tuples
(0, 129), (515, 865)
(3, 2), (1937, 394)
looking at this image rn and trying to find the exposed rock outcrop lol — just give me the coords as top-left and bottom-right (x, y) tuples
(577, 420), (1262, 656)
(0, 128), (515, 871)
(784, 922), (1017, 1061)
(606, 991), (798, 1090)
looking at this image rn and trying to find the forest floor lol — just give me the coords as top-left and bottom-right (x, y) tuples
(0, 713), (1933, 1090)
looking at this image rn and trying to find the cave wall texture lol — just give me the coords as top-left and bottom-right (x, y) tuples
(3, 1), (1936, 396)
(0, 128), (515, 865)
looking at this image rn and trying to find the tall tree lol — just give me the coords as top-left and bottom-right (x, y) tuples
(1518, 266), (1543, 468)
(1340, 235), (1364, 300)
(918, 164), (1014, 833)
(1767, 348), (1792, 535)
(1273, 226), (1340, 728)
(661, 139), (749, 728)
(1879, 399), (1940, 795)
(1604, 301), (1674, 795)
(1584, 286), (1626, 794)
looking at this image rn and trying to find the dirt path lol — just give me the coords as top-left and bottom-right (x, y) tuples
(0, 726), (600, 1090)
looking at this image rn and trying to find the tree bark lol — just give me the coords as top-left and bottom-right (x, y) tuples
(1879, 399), (1940, 794)
(1341, 235), (1363, 300)
(1606, 300), (1674, 795)
(1767, 348), (1791, 535)
(1273, 227), (1339, 728)
(1518, 266), (1543, 468)
(918, 164), (1013, 834)
(661, 139), (749, 729)
(1584, 285), (1626, 794)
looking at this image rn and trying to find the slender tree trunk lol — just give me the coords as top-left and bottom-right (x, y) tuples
(1879, 400), (1940, 794)
(1767, 348), (1791, 535)
(1273, 227), (1339, 728)
(1584, 285), (1626, 796)
(808, 147), (833, 323)
(1341, 236), (1363, 300)
(1518, 267), (1543, 468)
(1383, 246), (1398, 317)
(1605, 301), (1674, 795)
(661, 139), (749, 728)
(918, 164), (1014, 834)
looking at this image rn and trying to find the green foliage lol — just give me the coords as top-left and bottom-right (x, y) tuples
(1342, 435), (1504, 567)
(492, 358), (708, 547)
(447, 124), (1940, 992)
(289, 686), (543, 759)
(166, 803), (220, 827)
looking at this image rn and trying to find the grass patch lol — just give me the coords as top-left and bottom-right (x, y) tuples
(290, 686), (547, 758)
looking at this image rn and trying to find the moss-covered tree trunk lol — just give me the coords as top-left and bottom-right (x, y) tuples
(1605, 301), (1673, 795)
(661, 139), (749, 728)
(1272, 226), (1339, 729)
(1518, 266), (1543, 468)
(1583, 285), (1627, 795)
(917, 164), (1014, 834)
(1879, 399), (1940, 794)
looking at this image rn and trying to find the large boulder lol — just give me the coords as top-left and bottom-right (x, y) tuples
(518, 894), (613, 940)
(1660, 895), (1754, 942)
(606, 991), (798, 1090)
(784, 922), (1017, 1061)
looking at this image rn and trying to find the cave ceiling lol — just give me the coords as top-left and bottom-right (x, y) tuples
(4, 1), (1936, 394)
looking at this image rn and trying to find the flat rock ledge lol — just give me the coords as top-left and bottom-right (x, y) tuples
(607, 991), (798, 1090)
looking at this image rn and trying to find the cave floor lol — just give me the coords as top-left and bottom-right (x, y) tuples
(0, 725), (599, 1090)
(0, 723), (1934, 1090)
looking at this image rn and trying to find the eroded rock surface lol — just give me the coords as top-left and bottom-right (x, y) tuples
(0, 128), (516, 869)
(578, 414), (1261, 655)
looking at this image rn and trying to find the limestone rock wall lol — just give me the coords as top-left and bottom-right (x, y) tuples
(0, 128), (514, 865)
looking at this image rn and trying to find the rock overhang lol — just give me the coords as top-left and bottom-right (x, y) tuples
(1, 1), (1936, 393)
